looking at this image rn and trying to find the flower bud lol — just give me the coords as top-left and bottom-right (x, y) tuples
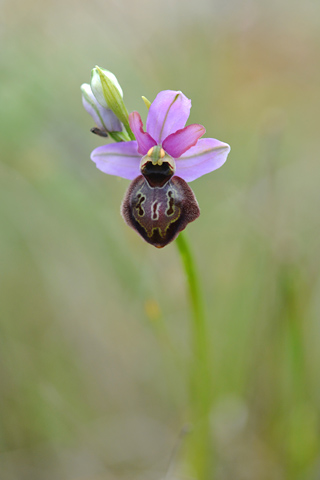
(90, 67), (123, 108)
(81, 83), (122, 133)
(91, 66), (134, 140)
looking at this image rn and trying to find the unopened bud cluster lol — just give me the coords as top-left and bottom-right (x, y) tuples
(81, 66), (134, 141)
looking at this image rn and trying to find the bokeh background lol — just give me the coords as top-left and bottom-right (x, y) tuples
(1, 0), (320, 478)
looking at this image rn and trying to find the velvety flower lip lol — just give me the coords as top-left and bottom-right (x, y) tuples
(90, 89), (230, 182)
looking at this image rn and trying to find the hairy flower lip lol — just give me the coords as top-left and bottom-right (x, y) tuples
(121, 174), (200, 247)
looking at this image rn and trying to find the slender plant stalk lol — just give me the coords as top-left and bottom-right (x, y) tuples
(110, 116), (213, 477)
(176, 232), (212, 479)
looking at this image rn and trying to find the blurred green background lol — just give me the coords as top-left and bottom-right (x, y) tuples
(1, 0), (320, 478)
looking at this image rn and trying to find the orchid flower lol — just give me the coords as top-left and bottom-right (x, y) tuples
(81, 71), (232, 478)
(83, 80), (230, 247)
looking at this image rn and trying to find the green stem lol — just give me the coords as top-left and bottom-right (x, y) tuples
(109, 131), (131, 142)
(176, 233), (212, 479)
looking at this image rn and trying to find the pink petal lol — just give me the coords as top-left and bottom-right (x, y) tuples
(91, 141), (141, 180)
(162, 124), (206, 158)
(128, 111), (156, 155)
(175, 138), (231, 182)
(146, 90), (191, 144)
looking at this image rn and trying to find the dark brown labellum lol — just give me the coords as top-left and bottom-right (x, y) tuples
(121, 175), (200, 248)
